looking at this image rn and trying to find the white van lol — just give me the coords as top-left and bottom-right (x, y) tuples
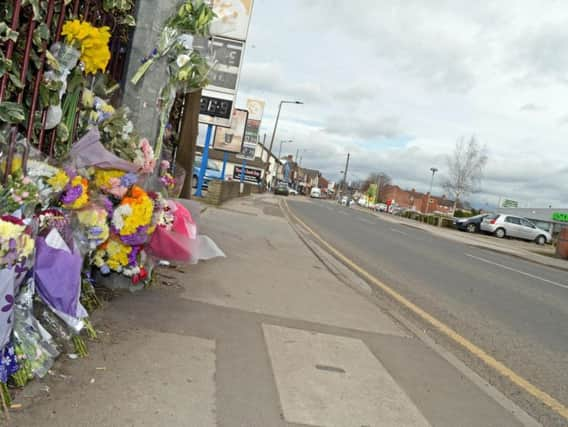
(310, 187), (321, 198)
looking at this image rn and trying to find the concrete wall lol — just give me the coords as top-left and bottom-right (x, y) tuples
(122, 0), (178, 145)
(205, 180), (255, 205)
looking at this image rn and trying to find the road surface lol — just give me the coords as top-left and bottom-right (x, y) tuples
(287, 199), (568, 426)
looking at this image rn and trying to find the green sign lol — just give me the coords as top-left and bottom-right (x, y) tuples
(552, 212), (568, 222)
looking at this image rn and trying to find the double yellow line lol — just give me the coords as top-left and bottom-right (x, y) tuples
(283, 200), (568, 421)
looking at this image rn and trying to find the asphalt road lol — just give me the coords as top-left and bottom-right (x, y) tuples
(287, 199), (568, 426)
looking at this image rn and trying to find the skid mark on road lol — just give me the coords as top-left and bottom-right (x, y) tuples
(465, 253), (568, 291)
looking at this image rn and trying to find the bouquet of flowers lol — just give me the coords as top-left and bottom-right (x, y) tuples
(111, 185), (154, 246)
(0, 172), (39, 215)
(94, 168), (137, 199)
(130, 0), (215, 85)
(61, 20), (111, 75)
(47, 168), (90, 210)
(147, 198), (196, 263)
(0, 216), (34, 268)
(93, 237), (148, 283)
(75, 205), (110, 251)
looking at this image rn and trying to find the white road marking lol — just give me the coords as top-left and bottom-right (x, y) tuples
(391, 228), (409, 236)
(465, 253), (568, 290)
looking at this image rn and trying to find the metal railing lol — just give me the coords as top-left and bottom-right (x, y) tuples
(0, 0), (135, 180)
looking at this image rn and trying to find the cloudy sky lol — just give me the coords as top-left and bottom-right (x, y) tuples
(230, 0), (568, 208)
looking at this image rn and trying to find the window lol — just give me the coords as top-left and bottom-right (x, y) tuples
(520, 219), (535, 228)
(505, 216), (521, 225)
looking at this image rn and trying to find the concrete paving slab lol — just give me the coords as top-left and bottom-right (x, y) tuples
(13, 330), (216, 427)
(176, 203), (406, 336)
(263, 324), (430, 427)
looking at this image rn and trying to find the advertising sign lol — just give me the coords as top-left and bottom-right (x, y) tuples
(233, 165), (262, 184)
(197, 37), (246, 127)
(209, 0), (254, 41)
(212, 108), (249, 153)
(552, 212), (568, 222)
(199, 1), (254, 127)
(500, 199), (519, 208)
(237, 98), (265, 160)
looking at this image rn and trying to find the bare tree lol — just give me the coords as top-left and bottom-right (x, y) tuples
(443, 136), (488, 212)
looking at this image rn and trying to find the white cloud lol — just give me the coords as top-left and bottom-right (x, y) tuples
(230, 0), (568, 207)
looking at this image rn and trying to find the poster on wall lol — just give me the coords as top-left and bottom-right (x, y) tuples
(233, 166), (262, 184)
(237, 98), (265, 160)
(212, 108), (249, 153)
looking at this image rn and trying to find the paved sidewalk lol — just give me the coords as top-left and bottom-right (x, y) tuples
(11, 195), (537, 426)
(351, 204), (568, 271)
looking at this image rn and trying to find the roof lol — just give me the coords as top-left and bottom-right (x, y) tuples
(496, 208), (568, 223)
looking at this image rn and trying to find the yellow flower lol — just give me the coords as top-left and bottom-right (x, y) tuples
(95, 169), (125, 188)
(0, 220), (25, 241)
(0, 155), (23, 175)
(63, 176), (89, 210)
(47, 170), (69, 192)
(100, 102), (115, 114)
(119, 186), (153, 236)
(82, 89), (95, 108)
(61, 20), (111, 74)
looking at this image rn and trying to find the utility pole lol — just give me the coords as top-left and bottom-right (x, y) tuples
(426, 167), (438, 214)
(342, 153), (350, 196)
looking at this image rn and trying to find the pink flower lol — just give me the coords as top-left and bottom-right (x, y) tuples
(13, 196), (22, 203)
(21, 191), (29, 198)
(22, 177), (31, 185)
(160, 160), (170, 171)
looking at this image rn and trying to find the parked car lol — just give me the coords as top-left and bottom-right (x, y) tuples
(288, 188), (298, 196)
(274, 183), (290, 196)
(454, 214), (489, 233)
(374, 203), (388, 212)
(480, 214), (551, 245)
(192, 156), (223, 188)
(310, 187), (321, 198)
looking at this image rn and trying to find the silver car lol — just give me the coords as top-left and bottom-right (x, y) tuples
(480, 214), (551, 245)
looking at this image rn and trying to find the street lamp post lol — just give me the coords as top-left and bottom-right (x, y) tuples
(264, 100), (303, 189)
(278, 139), (293, 159)
(426, 167), (438, 214)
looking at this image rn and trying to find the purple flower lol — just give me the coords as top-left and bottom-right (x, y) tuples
(100, 265), (110, 275)
(120, 226), (149, 246)
(90, 226), (103, 236)
(120, 173), (138, 188)
(103, 197), (114, 215)
(128, 245), (140, 266)
(61, 184), (83, 204)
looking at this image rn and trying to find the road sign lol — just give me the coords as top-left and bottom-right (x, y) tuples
(212, 108), (249, 153)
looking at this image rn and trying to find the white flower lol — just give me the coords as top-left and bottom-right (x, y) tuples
(112, 205), (132, 231)
(176, 54), (190, 68)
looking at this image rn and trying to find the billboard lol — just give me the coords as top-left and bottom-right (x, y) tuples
(197, 37), (246, 127)
(500, 199), (519, 208)
(212, 108), (249, 153)
(199, 1), (254, 127)
(234, 165), (262, 184)
(237, 99), (265, 160)
(209, 0), (254, 41)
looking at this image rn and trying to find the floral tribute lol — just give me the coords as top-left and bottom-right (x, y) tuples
(0, 2), (218, 407)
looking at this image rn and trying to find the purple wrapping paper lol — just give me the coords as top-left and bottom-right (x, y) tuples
(69, 127), (139, 172)
(0, 268), (16, 351)
(34, 236), (83, 317)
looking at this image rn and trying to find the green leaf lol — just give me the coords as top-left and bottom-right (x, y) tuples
(57, 122), (69, 142)
(22, 0), (41, 21)
(0, 102), (25, 123)
(8, 72), (24, 89)
(121, 15), (136, 26)
(0, 22), (19, 43)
